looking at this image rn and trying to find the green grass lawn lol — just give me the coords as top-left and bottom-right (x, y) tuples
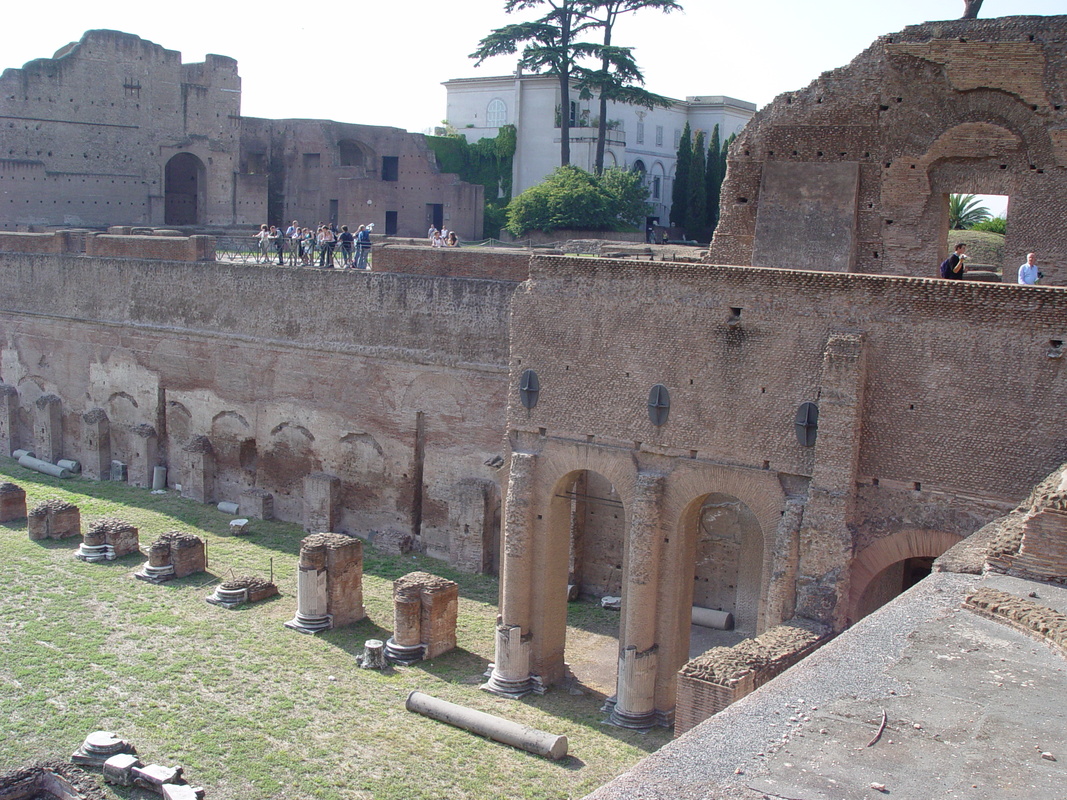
(0, 460), (668, 799)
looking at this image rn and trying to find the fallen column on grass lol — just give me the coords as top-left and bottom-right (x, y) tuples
(405, 690), (568, 760)
(18, 453), (71, 478)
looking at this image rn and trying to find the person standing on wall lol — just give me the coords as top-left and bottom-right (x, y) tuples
(940, 243), (968, 279)
(1018, 252), (1042, 285)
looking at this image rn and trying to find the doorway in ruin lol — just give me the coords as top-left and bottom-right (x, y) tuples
(164, 153), (205, 225)
(554, 469), (626, 698)
(849, 529), (962, 624)
(680, 492), (767, 659)
(943, 192), (1009, 276)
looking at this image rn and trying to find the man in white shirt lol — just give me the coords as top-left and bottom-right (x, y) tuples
(1018, 252), (1040, 285)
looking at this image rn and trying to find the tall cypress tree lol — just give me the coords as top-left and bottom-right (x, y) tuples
(705, 124), (721, 231)
(670, 122), (691, 228)
(687, 130), (707, 239)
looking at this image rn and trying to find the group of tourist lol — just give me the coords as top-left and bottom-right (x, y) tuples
(939, 244), (1047, 285)
(428, 226), (459, 248)
(255, 221), (373, 269)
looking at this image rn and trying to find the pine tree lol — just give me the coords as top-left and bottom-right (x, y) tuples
(686, 130), (707, 239)
(704, 124), (721, 231)
(670, 122), (691, 228)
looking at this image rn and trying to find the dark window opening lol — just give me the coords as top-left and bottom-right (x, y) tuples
(382, 156), (399, 181)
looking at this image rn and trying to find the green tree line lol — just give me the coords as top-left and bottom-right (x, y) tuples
(670, 121), (734, 241)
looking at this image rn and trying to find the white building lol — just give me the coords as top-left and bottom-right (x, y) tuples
(443, 69), (755, 226)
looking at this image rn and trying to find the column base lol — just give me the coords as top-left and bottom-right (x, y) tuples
(284, 612), (333, 634)
(384, 637), (425, 665)
(481, 664), (545, 698)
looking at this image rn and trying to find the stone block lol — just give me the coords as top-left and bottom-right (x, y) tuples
(127, 425), (158, 488)
(180, 436), (215, 504)
(388, 571), (459, 661)
(0, 482), (27, 523)
(162, 785), (201, 800)
(111, 460), (128, 482)
(103, 753), (143, 786)
(0, 384), (17, 457)
(239, 487), (274, 520)
(287, 532), (365, 632)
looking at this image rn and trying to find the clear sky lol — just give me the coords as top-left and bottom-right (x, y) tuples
(4, 0), (1058, 215)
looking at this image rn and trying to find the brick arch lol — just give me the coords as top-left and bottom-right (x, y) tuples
(669, 467), (784, 635)
(849, 528), (963, 622)
(534, 442), (638, 512)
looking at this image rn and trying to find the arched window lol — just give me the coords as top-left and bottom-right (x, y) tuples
(487, 99), (507, 128)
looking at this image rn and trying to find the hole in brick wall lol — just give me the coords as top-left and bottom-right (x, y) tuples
(895, 97), (902, 103)
(872, 478), (879, 486)
(1029, 34), (1035, 41)
(792, 150), (798, 156)
(816, 97), (822, 103)
(885, 162), (892, 168)
(886, 219), (894, 225)
(587, 434), (594, 442)
(879, 104), (889, 111)
(625, 372), (630, 377)
(760, 387), (766, 393)
(689, 378), (694, 385)
(959, 37), (967, 42)
(689, 450), (697, 459)
(737, 197), (748, 203)
(908, 404), (915, 410)
(816, 151), (823, 157)
(768, 151), (774, 156)
(538, 427), (546, 436)
(873, 251), (879, 258)
(1031, 105), (1038, 111)
(910, 164), (916, 169)
(868, 203), (874, 208)
(786, 97), (792, 104)
(633, 441), (641, 450)
(762, 460), (770, 470)
(744, 150), (750, 156)
(537, 514), (543, 520)
(913, 482), (921, 491)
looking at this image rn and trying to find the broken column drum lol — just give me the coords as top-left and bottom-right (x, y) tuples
(385, 571), (460, 665)
(285, 532), (365, 634)
(76, 518), (139, 562)
(27, 499), (81, 540)
(136, 531), (205, 582)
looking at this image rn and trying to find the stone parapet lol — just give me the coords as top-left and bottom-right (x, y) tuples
(674, 619), (831, 737)
(85, 234), (216, 262)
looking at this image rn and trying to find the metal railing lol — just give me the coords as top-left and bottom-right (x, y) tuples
(214, 236), (371, 269)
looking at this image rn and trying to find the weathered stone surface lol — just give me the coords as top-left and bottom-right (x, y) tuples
(0, 482), (26, 523)
(27, 499), (80, 540)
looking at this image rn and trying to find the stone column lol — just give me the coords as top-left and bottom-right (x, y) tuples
(610, 471), (665, 729)
(796, 332), (867, 630)
(484, 451), (537, 697)
(303, 472), (341, 533)
(285, 532), (365, 633)
(82, 409), (111, 481)
(180, 436), (215, 503)
(127, 424), (158, 488)
(761, 497), (805, 631)
(34, 394), (63, 464)
(0, 384), (18, 456)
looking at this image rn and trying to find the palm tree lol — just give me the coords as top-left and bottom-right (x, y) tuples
(949, 194), (991, 229)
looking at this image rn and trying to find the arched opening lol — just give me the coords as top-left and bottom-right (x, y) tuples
(679, 491), (767, 659)
(164, 153), (204, 225)
(550, 469), (626, 697)
(338, 139), (370, 168)
(849, 529), (962, 623)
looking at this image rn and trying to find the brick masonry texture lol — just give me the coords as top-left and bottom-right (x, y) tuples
(707, 16), (1067, 284)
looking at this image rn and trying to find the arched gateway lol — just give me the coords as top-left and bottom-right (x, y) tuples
(164, 153), (205, 225)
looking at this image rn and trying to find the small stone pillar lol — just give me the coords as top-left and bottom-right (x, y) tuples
(358, 639), (388, 669)
(0, 384), (18, 456)
(34, 394), (63, 464)
(82, 409), (111, 480)
(385, 571), (459, 664)
(0, 482), (27, 523)
(285, 532), (365, 633)
(239, 487), (275, 520)
(180, 436), (215, 503)
(303, 472), (341, 533)
(127, 424), (158, 488)
(27, 499), (81, 540)
(135, 531), (205, 582)
(77, 517), (139, 561)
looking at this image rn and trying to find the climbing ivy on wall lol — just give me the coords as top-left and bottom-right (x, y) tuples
(425, 125), (517, 238)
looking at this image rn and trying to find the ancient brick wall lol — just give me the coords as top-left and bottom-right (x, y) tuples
(0, 30), (241, 228)
(0, 253), (511, 570)
(511, 255), (1067, 507)
(371, 245), (530, 282)
(707, 16), (1067, 284)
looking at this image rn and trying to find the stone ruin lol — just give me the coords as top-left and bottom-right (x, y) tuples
(0, 762), (106, 800)
(206, 574), (279, 609)
(285, 532), (365, 634)
(75, 518), (139, 562)
(0, 482), (26, 523)
(238, 487), (274, 520)
(674, 619), (831, 736)
(27, 499), (80, 541)
(385, 571), (459, 664)
(69, 731), (204, 799)
(135, 531), (206, 583)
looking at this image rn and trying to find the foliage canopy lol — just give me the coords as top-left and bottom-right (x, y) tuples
(505, 164), (651, 235)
